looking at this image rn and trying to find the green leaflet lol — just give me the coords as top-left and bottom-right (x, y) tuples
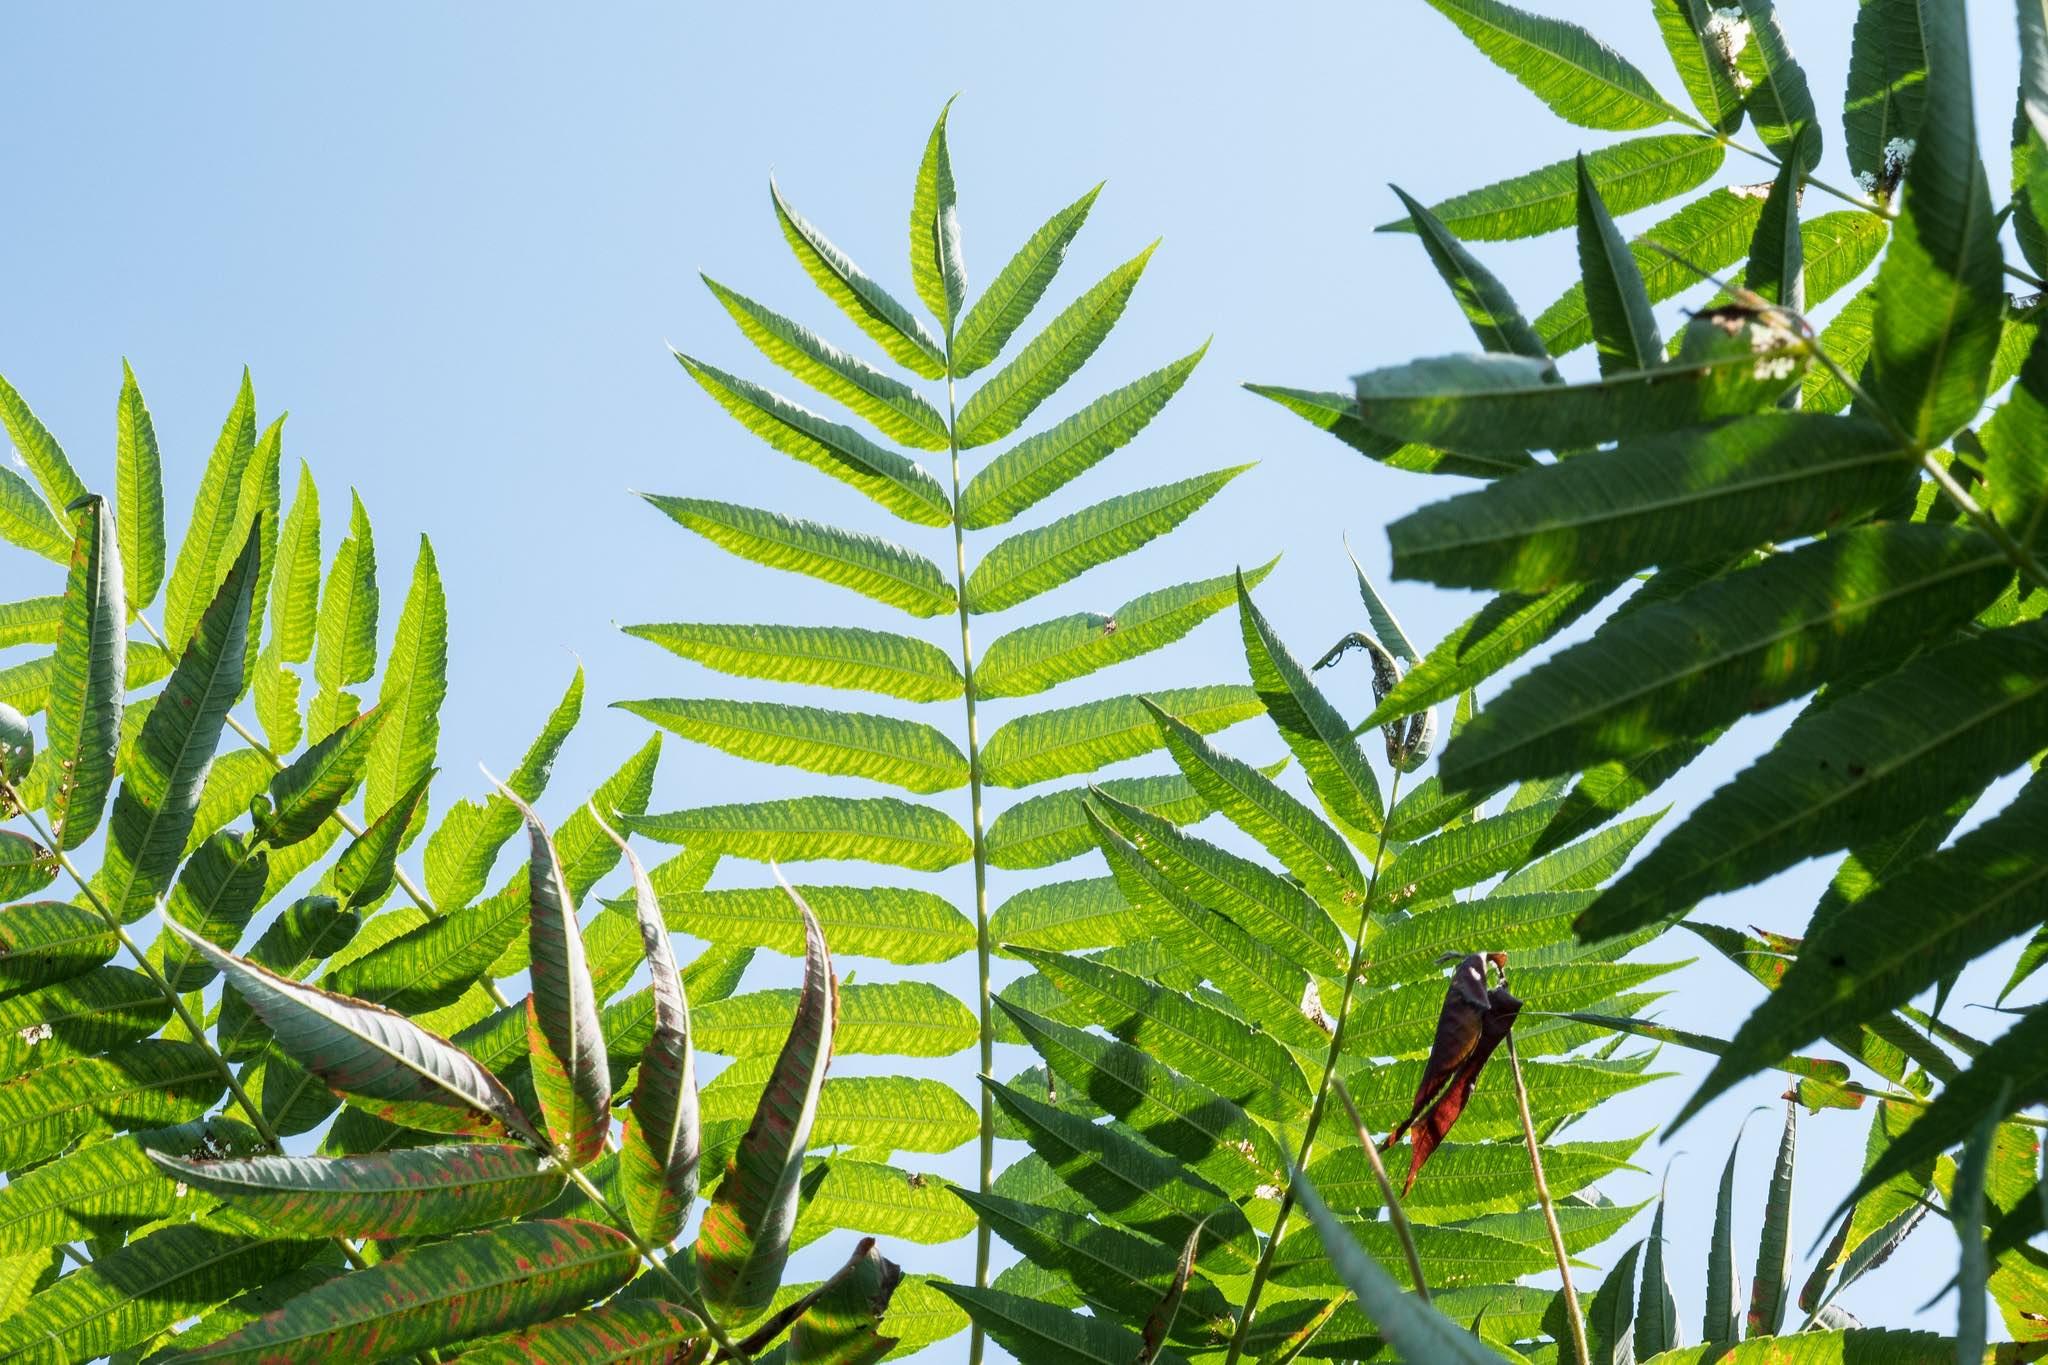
(1689, 768), (2048, 1125)
(1248, 383), (1536, 481)
(701, 1067), (975, 1155)
(1636, 1193), (1679, 1355)
(1589, 1238), (1644, 1365)
(43, 495), (126, 851)
(977, 558), (1273, 699)
(1388, 414), (1914, 594)
(158, 830), (270, 991)
(956, 242), (1157, 447)
(0, 966), (167, 1073)
(1748, 124), (1810, 312)
(652, 883), (971, 964)
(0, 901), (116, 997)
(0, 372), (87, 522)
(697, 980), (974, 1059)
(1289, 1170), (1511, 1364)
(258, 704), (388, 849)
(909, 100), (966, 331)
(968, 466), (1246, 614)
(1579, 618), (2048, 940)
(1867, 0), (2002, 449)
(935, 1284), (1189, 1365)
(645, 495), (956, 618)
(332, 770), (431, 912)
(625, 622), (962, 702)
(514, 790), (611, 1168)
(1239, 574), (1382, 839)
(1380, 799), (1572, 907)
(1391, 187), (1554, 364)
(1007, 945), (1310, 1129)
(1981, 309), (2048, 556)
(979, 684), (1262, 788)
(954, 184), (1101, 376)
(0, 596), (60, 649)
(364, 536), (446, 846)
(1353, 349), (1804, 458)
(618, 697), (968, 794)
(101, 524), (260, 921)
(1421, 0), (1681, 130)
(676, 349), (951, 516)
(309, 492), (377, 738)
(167, 1220), (637, 1363)
(422, 667), (583, 913)
(1380, 134), (1723, 241)
(268, 460), (321, 662)
(1147, 696), (1362, 912)
(1734, 0), (1821, 166)
(115, 360), (166, 609)
(1537, 189), (1766, 355)
(1364, 578), (1621, 727)
(228, 415), (284, 691)
(984, 1079), (1257, 1277)
(1706, 1122), (1745, 1345)
(771, 177), (946, 379)
(606, 831), (694, 1249)
(698, 281), (950, 452)
(450, 1300), (708, 1365)
(1652, 0), (1745, 134)
(0, 1219), (320, 1364)
(163, 370), (256, 651)
(695, 898), (835, 1327)
(0, 1039), (224, 1169)
(628, 795), (972, 871)
(1749, 1101), (1798, 1337)
(988, 877), (1142, 954)
(986, 769), (1229, 870)
(0, 464), (68, 564)
(148, 1144), (564, 1238)
(1576, 154), (1662, 374)
(1090, 788), (1347, 977)
(1305, 1135), (1641, 1221)
(1435, 526), (2012, 792)
(0, 1117), (258, 1257)
(1368, 890), (1600, 983)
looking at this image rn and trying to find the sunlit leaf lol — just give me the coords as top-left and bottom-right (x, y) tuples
(645, 495), (956, 618)
(619, 696), (968, 794)
(772, 177), (946, 379)
(954, 185), (1101, 376)
(43, 494), (125, 851)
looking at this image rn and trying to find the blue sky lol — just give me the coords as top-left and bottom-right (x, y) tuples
(2, 2), (2036, 1355)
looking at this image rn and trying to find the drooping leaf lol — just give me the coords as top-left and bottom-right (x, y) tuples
(1434, 525), (2010, 791)
(954, 184), (1101, 376)
(961, 344), (1206, 528)
(628, 795), (972, 871)
(43, 494), (126, 851)
(980, 684), (1261, 788)
(598, 815), (699, 1247)
(166, 1219), (638, 1363)
(1575, 155), (1662, 374)
(1387, 414), (1915, 594)
(1420, 0), (1680, 130)
(909, 99), (966, 332)
(618, 697), (968, 794)
(956, 243), (1157, 448)
(101, 522), (261, 921)
(115, 360), (167, 610)
(694, 884), (837, 1327)
(176, 922), (537, 1141)
(624, 622), (961, 702)
(645, 495), (956, 618)
(1382, 135), (1723, 242)
(771, 177), (946, 380)
(967, 466), (1246, 614)
(1578, 618), (2048, 939)
(1867, 0), (2002, 448)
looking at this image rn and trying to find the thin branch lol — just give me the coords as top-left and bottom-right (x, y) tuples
(1508, 1032), (1588, 1365)
(1331, 1078), (1428, 1304)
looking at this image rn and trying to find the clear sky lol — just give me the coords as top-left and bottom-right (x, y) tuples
(2, 3), (2035, 1356)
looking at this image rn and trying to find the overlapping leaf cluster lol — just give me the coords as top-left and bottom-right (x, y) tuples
(1252, 0), (2048, 1356)
(635, 103), (1267, 1359)
(0, 374), (932, 1361)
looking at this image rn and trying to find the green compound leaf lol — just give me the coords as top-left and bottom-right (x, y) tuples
(645, 495), (956, 619)
(1381, 134), (1723, 241)
(628, 795), (972, 872)
(967, 465), (1247, 614)
(166, 1219), (638, 1363)
(618, 697), (968, 794)
(979, 684), (1262, 788)
(772, 177), (946, 380)
(961, 344), (1207, 528)
(43, 494), (126, 851)
(956, 243), (1157, 448)
(625, 622), (961, 702)
(1421, 0), (1682, 130)
(954, 184), (1101, 376)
